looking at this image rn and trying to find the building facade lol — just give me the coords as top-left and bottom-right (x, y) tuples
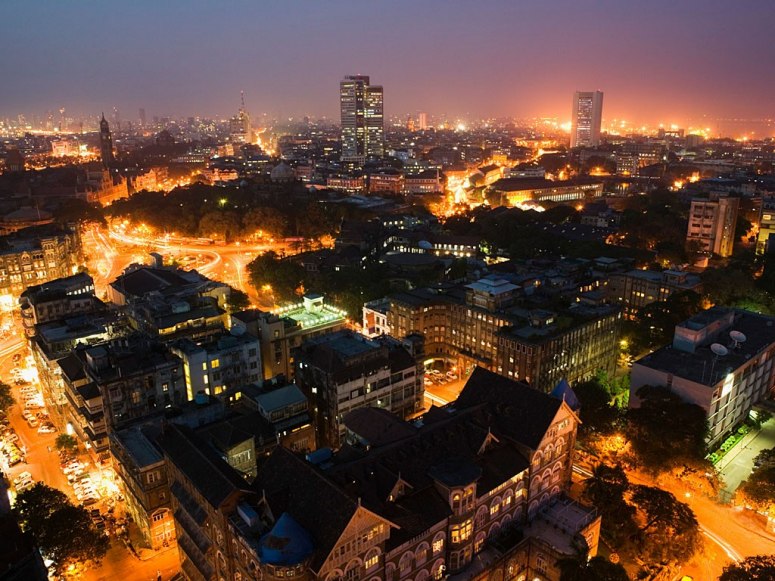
(631, 307), (775, 446)
(340, 75), (384, 162)
(686, 196), (740, 258)
(160, 367), (599, 581)
(607, 269), (703, 315)
(294, 330), (424, 448)
(570, 91), (604, 148)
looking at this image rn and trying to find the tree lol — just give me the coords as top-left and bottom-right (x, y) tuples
(628, 484), (702, 563)
(574, 379), (621, 436)
(626, 385), (708, 470)
(720, 555), (775, 580)
(557, 548), (629, 581)
(13, 483), (108, 574)
(226, 287), (251, 313)
(198, 210), (241, 242)
(55, 433), (78, 454)
(0, 381), (15, 414)
(241, 206), (287, 238)
(736, 453), (775, 515)
(582, 464), (638, 547)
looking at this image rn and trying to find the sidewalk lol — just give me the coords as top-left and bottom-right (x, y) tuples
(716, 426), (761, 471)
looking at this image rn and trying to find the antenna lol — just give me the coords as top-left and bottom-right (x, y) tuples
(710, 343), (728, 357)
(709, 343), (728, 385)
(729, 330), (747, 349)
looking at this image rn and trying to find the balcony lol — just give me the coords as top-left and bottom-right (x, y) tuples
(175, 508), (211, 554)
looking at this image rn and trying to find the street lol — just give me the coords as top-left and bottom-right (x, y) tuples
(718, 417), (775, 495)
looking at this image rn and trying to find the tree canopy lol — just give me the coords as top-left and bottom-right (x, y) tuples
(13, 483), (108, 574)
(720, 555), (775, 580)
(0, 381), (15, 414)
(626, 385), (708, 470)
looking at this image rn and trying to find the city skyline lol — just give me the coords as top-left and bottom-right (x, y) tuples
(2, 1), (775, 131)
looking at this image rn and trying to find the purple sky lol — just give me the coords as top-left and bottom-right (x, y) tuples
(2, 0), (774, 128)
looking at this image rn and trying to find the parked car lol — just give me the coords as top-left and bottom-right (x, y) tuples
(26, 417), (38, 428)
(38, 424), (56, 434)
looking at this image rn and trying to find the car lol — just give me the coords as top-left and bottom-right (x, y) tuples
(81, 497), (99, 507)
(8, 455), (21, 466)
(24, 402), (43, 410)
(5, 431), (18, 444)
(26, 417), (38, 428)
(38, 425), (56, 434)
(13, 471), (32, 486)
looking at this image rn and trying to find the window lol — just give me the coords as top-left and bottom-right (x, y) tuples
(432, 534), (444, 554)
(365, 549), (380, 570)
(450, 520), (472, 543)
(211, 359), (220, 368)
(131, 390), (141, 405)
(147, 471), (161, 484)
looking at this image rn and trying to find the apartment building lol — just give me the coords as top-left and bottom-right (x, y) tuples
(607, 269), (702, 315)
(294, 330), (423, 448)
(631, 306), (775, 446)
(686, 196), (739, 258)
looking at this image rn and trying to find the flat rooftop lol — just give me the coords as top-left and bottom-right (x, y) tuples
(636, 309), (775, 387)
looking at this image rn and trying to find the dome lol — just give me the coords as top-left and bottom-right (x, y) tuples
(258, 513), (314, 566)
(270, 162), (295, 182)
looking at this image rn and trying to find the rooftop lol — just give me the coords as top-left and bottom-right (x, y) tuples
(113, 425), (163, 468)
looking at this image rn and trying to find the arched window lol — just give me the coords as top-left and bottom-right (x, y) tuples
(474, 531), (486, 554)
(489, 497), (501, 517)
(431, 559), (445, 580)
(502, 490), (514, 510)
(475, 505), (488, 529)
(488, 522), (501, 539)
(500, 513), (512, 530)
(415, 542), (429, 566)
(432, 532), (445, 554)
(365, 548), (381, 571)
(344, 559), (362, 581)
(386, 563), (396, 581)
(399, 552), (414, 577)
(326, 570), (344, 581)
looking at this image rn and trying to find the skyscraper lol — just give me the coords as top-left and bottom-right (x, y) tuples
(570, 90), (604, 148)
(340, 75), (384, 162)
(99, 113), (114, 169)
(229, 91), (253, 144)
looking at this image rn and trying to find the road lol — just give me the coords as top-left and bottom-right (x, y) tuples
(718, 418), (775, 495)
(572, 461), (775, 580)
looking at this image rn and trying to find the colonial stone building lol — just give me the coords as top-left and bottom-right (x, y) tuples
(160, 367), (600, 581)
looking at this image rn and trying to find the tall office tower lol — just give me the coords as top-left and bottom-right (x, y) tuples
(99, 113), (114, 169)
(570, 90), (604, 148)
(139, 107), (146, 127)
(418, 111), (428, 131)
(686, 196), (739, 258)
(229, 91), (253, 144)
(340, 75), (384, 162)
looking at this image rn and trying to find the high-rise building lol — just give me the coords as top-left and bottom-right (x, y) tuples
(570, 91), (604, 148)
(418, 111), (428, 130)
(686, 196), (739, 258)
(139, 107), (146, 127)
(229, 91), (253, 144)
(99, 113), (114, 168)
(340, 75), (384, 162)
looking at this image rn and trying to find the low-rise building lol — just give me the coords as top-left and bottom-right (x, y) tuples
(608, 269), (702, 315)
(631, 306), (775, 446)
(488, 177), (604, 207)
(19, 272), (97, 337)
(170, 333), (261, 400)
(230, 294), (347, 381)
(294, 330), (423, 448)
(110, 425), (176, 550)
(158, 367), (599, 581)
(0, 224), (81, 301)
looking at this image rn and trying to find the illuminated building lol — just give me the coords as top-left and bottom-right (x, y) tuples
(294, 330), (423, 448)
(99, 112), (115, 168)
(229, 92), (253, 144)
(0, 224), (81, 300)
(170, 333), (261, 401)
(385, 278), (620, 392)
(230, 294), (347, 381)
(570, 91), (603, 148)
(110, 426), (176, 550)
(608, 269), (702, 316)
(158, 367), (599, 581)
(685, 196), (739, 258)
(630, 307), (775, 446)
(340, 75), (384, 163)
(488, 177), (604, 207)
(418, 111), (428, 130)
(756, 195), (775, 254)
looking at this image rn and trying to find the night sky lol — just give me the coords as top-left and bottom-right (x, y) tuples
(2, 0), (774, 127)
